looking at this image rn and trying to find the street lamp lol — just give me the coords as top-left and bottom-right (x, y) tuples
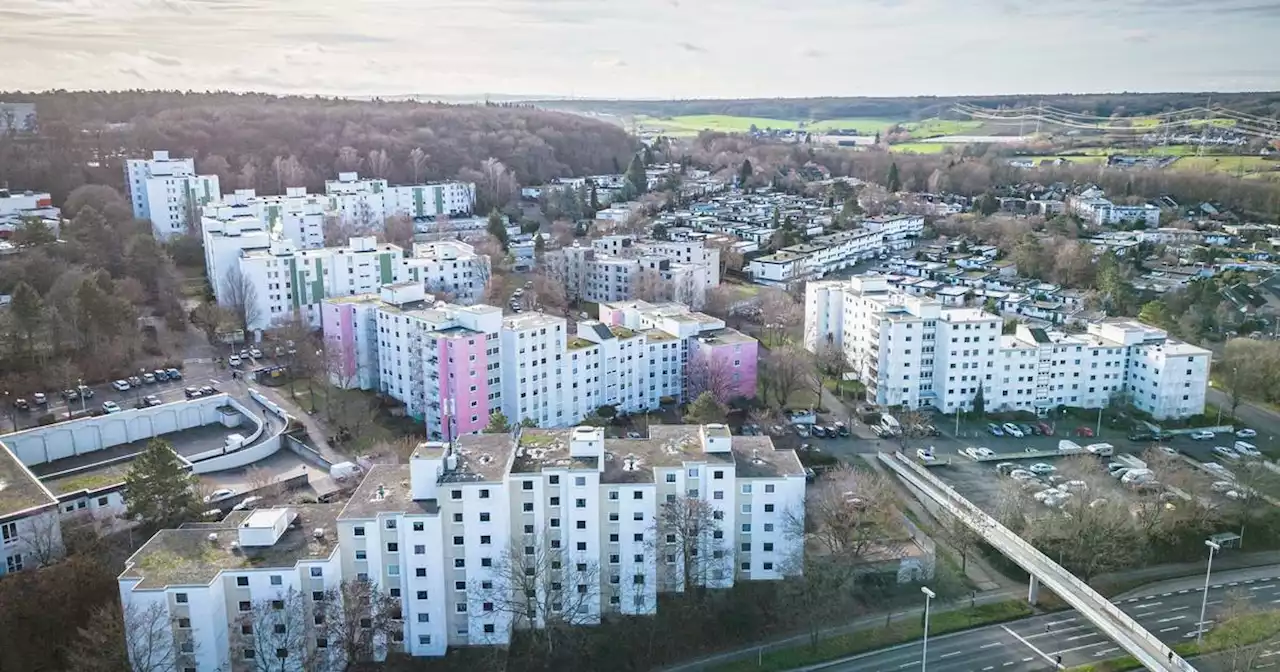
(920, 586), (936, 672)
(1197, 539), (1221, 644)
(76, 378), (87, 414)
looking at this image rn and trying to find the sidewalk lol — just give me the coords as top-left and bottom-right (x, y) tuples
(249, 382), (349, 465)
(661, 586), (1022, 672)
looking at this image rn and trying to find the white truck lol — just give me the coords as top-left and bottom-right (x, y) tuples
(223, 433), (246, 453)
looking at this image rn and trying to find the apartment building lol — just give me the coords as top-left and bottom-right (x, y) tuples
(206, 188), (327, 250)
(234, 237), (405, 333)
(324, 172), (475, 226)
(125, 150), (221, 240)
(547, 243), (707, 308)
(116, 426), (803, 667)
(804, 275), (1210, 419)
(1069, 196), (1161, 228)
(0, 188), (59, 237)
(746, 215), (924, 287)
(404, 240), (489, 305)
(592, 235), (722, 288)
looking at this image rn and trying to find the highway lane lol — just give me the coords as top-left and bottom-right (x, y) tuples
(818, 575), (1280, 672)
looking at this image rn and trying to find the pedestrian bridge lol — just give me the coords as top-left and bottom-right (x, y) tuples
(879, 452), (1194, 672)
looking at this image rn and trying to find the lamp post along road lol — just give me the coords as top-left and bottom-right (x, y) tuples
(921, 586), (936, 672)
(1198, 539), (1221, 644)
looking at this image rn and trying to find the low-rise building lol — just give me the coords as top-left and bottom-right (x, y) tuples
(324, 172), (475, 227)
(745, 215), (923, 286)
(0, 188), (59, 237)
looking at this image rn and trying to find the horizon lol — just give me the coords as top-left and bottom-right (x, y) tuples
(3, 0), (1279, 99)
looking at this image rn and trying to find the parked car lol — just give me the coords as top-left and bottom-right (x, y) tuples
(1029, 463), (1057, 475)
(61, 388), (79, 401)
(111, 379), (131, 392)
(1128, 431), (1158, 442)
(204, 488), (236, 503)
(166, 368), (182, 380)
(1210, 480), (1236, 494)
(1233, 441), (1261, 457)
(834, 422), (849, 437)
(228, 355), (242, 367)
(199, 385), (217, 396)
(1008, 469), (1037, 481)
(916, 448), (937, 463)
(1018, 423), (1037, 437)
(128, 375), (143, 387)
(1236, 428), (1258, 439)
(970, 446), (995, 458)
(995, 462), (1017, 475)
(142, 373), (156, 384)
(1212, 446), (1240, 461)
(101, 401), (122, 414)
(232, 496), (263, 511)
(1037, 422), (1053, 435)
(626, 431), (642, 439)
(987, 423), (1005, 437)
(794, 425), (810, 438)
(78, 385), (94, 399)
(810, 425), (828, 439)
(249, 348), (263, 359)
(31, 392), (46, 405)
(1203, 462), (1232, 477)
(184, 386), (202, 399)
(1002, 423), (1025, 438)
(1075, 426), (1095, 438)
(143, 395), (162, 407)
(1190, 430), (1215, 440)
(12, 398), (30, 411)
(1156, 445), (1178, 456)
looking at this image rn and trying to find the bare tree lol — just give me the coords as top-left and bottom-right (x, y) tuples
(324, 333), (359, 390)
(318, 578), (403, 671)
(365, 149), (393, 179)
(549, 219), (575, 247)
(66, 600), (190, 672)
(758, 287), (801, 347)
(232, 588), (326, 672)
(382, 215), (415, 249)
(484, 530), (603, 656)
(244, 466), (286, 503)
(528, 272), (569, 316)
(760, 346), (815, 410)
(651, 496), (730, 597)
(934, 510), (981, 572)
(631, 267), (668, 302)
(221, 265), (263, 332)
(271, 155), (306, 193)
(335, 146), (362, 173)
(1021, 460), (1144, 582)
(20, 512), (64, 567)
(239, 159), (259, 190)
(685, 349), (736, 405)
(408, 147), (430, 184)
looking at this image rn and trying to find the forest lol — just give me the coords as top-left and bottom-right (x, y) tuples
(0, 91), (637, 205)
(537, 91), (1280, 123)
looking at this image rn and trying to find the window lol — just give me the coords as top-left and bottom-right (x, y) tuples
(354, 526), (365, 537)
(765, 484), (775, 493)
(575, 498), (586, 508)
(577, 520), (587, 530)
(175, 593), (188, 604)
(741, 484), (752, 495)
(271, 600), (285, 610)
(454, 559), (465, 568)
(665, 473), (676, 483)
(310, 566), (323, 578)
(453, 513), (463, 523)
(413, 521), (424, 532)
(523, 481), (534, 491)
(455, 581), (466, 590)
(550, 496), (560, 506)
(763, 562), (774, 571)
(633, 574), (646, 585)
(479, 512), (491, 522)
(236, 576), (249, 587)
(417, 613), (430, 623)
(177, 617), (191, 628)
(414, 544), (426, 555)
(243, 649), (256, 661)
(549, 475), (560, 485)
(484, 624), (496, 634)
(276, 648), (289, 660)
(270, 574), (283, 585)
(453, 535), (464, 545)
(633, 491), (644, 500)
(387, 542), (399, 553)
(713, 470), (724, 480)
(741, 504), (752, 514)
(386, 519), (397, 530)
(316, 637), (329, 649)
(456, 603), (467, 613)
(416, 568), (427, 577)
(764, 504), (775, 513)
(238, 601), (251, 612)
(575, 476), (586, 486)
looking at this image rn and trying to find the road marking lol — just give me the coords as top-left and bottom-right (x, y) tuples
(982, 667), (994, 671)
(1002, 662), (1014, 667)
(1257, 664), (1276, 669)
(1053, 642), (1111, 656)
(1094, 647), (1120, 657)
(1160, 626), (1179, 633)
(1002, 625), (1065, 670)
(1208, 600), (1223, 605)
(897, 662), (918, 669)
(1246, 579), (1257, 584)
(1066, 633), (1096, 641)
(1229, 582), (1240, 586)
(1125, 597), (1138, 603)
(1134, 601), (1163, 610)
(981, 642), (1002, 649)
(1161, 592), (1173, 596)
(1177, 589), (1189, 594)
(1167, 605), (1190, 612)
(940, 651), (961, 659)
(1261, 650), (1280, 658)
(1046, 618), (1077, 626)
(1212, 584), (1224, 589)
(1157, 615), (1186, 623)
(1022, 657), (1034, 662)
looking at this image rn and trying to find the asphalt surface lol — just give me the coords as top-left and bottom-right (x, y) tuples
(4, 357), (254, 431)
(819, 574), (1280, 672)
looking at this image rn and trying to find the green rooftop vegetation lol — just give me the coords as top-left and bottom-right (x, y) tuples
(48, 468), (128, 495)
(567, 337), (595, 350)
(519, 432), (557, 447)
(609, 325), (636, 339)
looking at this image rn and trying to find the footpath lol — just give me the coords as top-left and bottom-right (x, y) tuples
(662, 557), (1280, 672)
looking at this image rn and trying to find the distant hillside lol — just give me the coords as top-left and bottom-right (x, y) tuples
(531, 92), (1280, 123)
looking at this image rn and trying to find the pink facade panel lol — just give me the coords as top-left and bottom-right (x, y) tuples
(438, 334), (490, 440)
(691, 337), (759, 401)
(320, 303), (358, 381)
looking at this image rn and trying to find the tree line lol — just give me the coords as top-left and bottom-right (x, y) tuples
(0, 91), (638, 208)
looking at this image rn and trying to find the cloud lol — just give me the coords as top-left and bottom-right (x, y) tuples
(142, 52), (182, 67)
(801, 48), (827, 59)
(676, 41), (706, 53)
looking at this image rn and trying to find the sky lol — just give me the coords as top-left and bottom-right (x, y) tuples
(2, 0), (1279, 99)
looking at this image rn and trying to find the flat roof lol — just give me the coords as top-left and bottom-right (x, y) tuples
(733, 436), (806, 478)
(338, 464), (437, 519)
(120, 504), (342, 589)
(446, 433), (514, 482)
(695, 328), (755, 346)
(0, 440), (56, 518)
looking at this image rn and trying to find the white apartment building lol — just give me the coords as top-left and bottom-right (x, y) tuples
(805, 275), (1210, 419)
(592, 235), (722, 288)
(125, 150), (221, 240)
(324, 172), (475, 227)
(118, 426), (803, 667)
(1069, 197), (1161, 228)
(548, 244), (707, 308)
(0, 188), (59, 236)
(0, 440), (63, 578)
(404, 241), (490, 305)
(746, 215), (923, 287)
(234, 237), (406, 333)
(208, 188), (327, 250)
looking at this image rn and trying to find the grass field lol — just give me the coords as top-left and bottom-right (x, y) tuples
(807, 117), (904, 133)
(888, 142), (952, 154)
(903, 118), (984, 138)
(1173, 154), (1277, 175)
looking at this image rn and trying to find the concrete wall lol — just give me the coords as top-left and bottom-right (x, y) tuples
(188, 388), (291, 474)
(6, 395), (245, 467)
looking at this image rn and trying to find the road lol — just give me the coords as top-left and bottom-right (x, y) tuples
(817, 573), (1280, 672)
